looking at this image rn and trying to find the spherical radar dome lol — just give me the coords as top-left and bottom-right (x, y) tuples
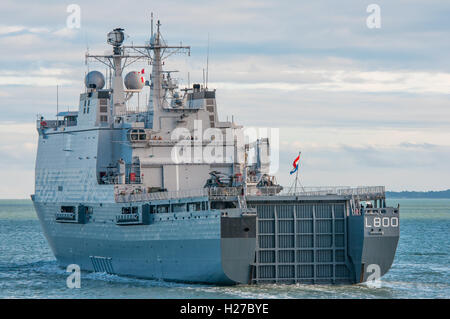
(85, 71), (105, 89)
(124, 71), (144, 90)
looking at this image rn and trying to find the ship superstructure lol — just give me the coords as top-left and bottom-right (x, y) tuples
(32, 19), (399, 285)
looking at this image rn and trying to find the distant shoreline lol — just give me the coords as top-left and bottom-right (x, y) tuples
(386, 189), (450, 199)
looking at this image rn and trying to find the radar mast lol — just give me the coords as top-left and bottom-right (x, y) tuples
(85, 16), (190, 129)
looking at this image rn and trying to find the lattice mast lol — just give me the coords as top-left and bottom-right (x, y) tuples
(85, 14), (190, 126)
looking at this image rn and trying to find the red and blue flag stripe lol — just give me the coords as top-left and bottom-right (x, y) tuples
(290, 154), (300, 175)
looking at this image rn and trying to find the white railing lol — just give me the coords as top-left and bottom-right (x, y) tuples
(210, 186), (385, 197)
(246, 186), (282, 196)
(208, 187), (242, 197)
(277, 186), (385, 197)
(115, 106), (146, 116)
(115, 188), (208, 203)
(115, 186), (385, 202)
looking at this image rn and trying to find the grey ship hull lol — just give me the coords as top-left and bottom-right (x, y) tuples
(33, 191), (399, 285)
(33, 201), (256, 285)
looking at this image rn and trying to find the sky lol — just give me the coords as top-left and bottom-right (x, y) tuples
(0, 0), (449, 198)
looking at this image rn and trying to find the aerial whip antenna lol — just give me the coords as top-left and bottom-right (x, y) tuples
(56, 84), (59, 123)
(150, 12), (154, 38)
(206, 33), (210, 89)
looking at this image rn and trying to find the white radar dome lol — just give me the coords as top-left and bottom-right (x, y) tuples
(124, 71), (144, 90)
(85, 71), (105, 89)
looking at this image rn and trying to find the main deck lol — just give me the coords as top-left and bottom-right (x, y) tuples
(112, 185), (398, 284)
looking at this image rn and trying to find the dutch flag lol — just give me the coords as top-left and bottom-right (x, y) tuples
(290, 154), (300, 175)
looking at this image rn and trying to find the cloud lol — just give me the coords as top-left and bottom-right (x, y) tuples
(210, 69), (450, 94)
(0, 169), (34, 199)
(0, 0), (449, 196)
(0, 122), (37, 169)
(0, 67), (76, 86)
(0, 25), (50, 36)
(398, 142), (437, 150)
(275, 142), (450, 191)
(0, 25), (25, 35)
(53, 27), (78, 38)
(0, 122), (36, 198)
(191, 54), (450, 94)
(273, 125), (450, 190)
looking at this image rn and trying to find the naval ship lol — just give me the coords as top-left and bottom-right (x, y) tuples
(32, 19), (399, 285)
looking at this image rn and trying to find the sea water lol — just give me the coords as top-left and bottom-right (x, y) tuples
(0, 199), (448, 298)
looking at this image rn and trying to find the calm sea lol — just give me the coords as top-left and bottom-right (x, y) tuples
(0, 199), (448, 299)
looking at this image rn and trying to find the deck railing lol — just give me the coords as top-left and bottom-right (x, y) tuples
(277, 186), (385, 197)
(115, 188), (209, 203)
(115, 186), (385, 202)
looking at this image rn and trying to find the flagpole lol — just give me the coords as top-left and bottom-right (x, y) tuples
(56, 84), (59, 125)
